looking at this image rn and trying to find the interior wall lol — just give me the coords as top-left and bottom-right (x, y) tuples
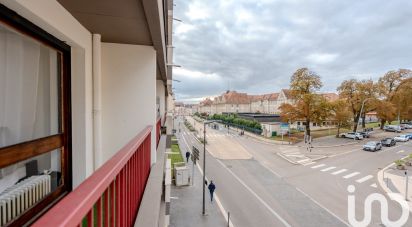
(101, 43), (157, 164)
(2, 0), (94, 188)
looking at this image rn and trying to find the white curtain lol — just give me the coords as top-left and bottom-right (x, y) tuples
(0, 25), (60, 191)
(0, 29), (40, 147)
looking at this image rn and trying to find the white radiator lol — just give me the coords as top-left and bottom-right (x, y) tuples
(0, 175), (51, 226)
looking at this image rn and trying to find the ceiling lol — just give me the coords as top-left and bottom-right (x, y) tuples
(57, 0), (152, 45)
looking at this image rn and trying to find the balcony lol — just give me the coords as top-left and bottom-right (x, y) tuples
(32, 124), (167, 226)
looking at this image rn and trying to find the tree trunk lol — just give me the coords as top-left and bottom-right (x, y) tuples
(336, 124), (341, 138)
(306, 118), (311, 137)
(380, 119), (385, 129)
(353, 114), (360, 132)
(361, 113), (366, 129)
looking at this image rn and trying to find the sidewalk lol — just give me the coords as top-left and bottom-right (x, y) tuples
(170, 132), (228, 227)
(377, 163), (412, 212)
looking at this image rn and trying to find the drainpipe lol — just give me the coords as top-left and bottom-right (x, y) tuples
(93, 34), (102, 169)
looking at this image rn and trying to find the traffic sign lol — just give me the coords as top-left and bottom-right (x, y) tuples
(192, 146), (200, 161)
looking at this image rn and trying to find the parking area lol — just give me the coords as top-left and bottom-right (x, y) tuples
(279, 128), (412, 165)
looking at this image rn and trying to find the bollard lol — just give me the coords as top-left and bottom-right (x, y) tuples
(406, 170), (409, 201)
(227, 211), (230, 227)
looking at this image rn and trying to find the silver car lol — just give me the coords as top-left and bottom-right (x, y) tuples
(363, 141), (382, 152)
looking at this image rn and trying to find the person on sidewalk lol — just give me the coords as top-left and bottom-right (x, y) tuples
(185, 151), (190, 163)
(208, 181), (216, 202)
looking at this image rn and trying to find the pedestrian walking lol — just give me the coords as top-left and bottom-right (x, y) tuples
(185, 151), (190, 163)
(208, 180), (216, 202)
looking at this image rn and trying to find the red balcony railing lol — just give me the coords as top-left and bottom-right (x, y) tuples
(33, 126), (152, 227)
(156, 117), (161, 148)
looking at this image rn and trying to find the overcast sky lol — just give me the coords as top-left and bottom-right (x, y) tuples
(172, 0), (412, 103)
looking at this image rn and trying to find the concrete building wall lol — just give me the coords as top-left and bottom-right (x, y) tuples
(101, 43), (157, 165)
(2, 0), (94, 187)
(251, 101), (263, 113)
(156, 80), (166, 121)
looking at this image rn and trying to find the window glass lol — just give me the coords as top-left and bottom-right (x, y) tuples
(0, 23), (60, 148)
(0, 149), (61, 194)
(0, 149), (62, 225)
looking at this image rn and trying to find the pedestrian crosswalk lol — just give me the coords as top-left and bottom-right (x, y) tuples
(331, 169), (347, 175)
(356, 175), (373, 183)
(311, 164), (326, 169)
(306, 162), (377, 189)
(343, 172), (360, 179)
(321, 166), (336, 172)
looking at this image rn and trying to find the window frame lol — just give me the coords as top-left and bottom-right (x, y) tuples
(0, 4), (72, 226)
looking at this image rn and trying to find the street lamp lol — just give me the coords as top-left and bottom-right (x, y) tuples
(355, 98), (372, 135)
(167, 63), (181, 67)
(202, 120), (217, 215)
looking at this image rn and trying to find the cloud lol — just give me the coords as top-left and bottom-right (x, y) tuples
(185, 1), (210, 20)
(173, 0), (412, 102)
(307, 53), (339, 64)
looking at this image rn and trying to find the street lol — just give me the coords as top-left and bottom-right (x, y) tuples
(170, 116), (412, 226)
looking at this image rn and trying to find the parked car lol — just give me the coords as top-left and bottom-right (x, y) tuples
(381, 138), (396, 147)
(340, 132), (363, 140)
(363, 141), (382, 151)
(359, 131), (371, 138)
(402, 124), (412, 129)
(405, 133), (412, 139)
(394, 135), (409, 142)
(384, 125), (401, 133)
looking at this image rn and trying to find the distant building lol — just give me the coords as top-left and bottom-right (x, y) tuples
(212, 91), (251, 114)
(197, 89), (297, 115)
(196, 90), (341, 136)
(365, 111), (378, 123)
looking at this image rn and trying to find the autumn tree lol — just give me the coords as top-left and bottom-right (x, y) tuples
(329, 99), (353, 137)
(279, 68), (328, 136)
(375, 69), (411, 128)
(392, 75), (412, 122)
(337, 79), (376, 132)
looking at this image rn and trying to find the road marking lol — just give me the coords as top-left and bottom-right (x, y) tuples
(331, 169), (347, 175)
(302, 161), (316, 166)
(215, 159), (291, 227)
(297, 158), (311, 163)
(356, 175), (373, 183)
(311, 164), (326, 169)
(286, 154), (305, 158)
(343, 172), (360, 179)
(397, 150), (405, 153)
(295, 187), (350, 226)
(370, 183), (377, 188)
(170, 196), (179, 199)
(321, 167), (336, 172)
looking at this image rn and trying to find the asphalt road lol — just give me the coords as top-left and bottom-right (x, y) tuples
(173, 117), (412, 226)
(175, 117), (353, 227)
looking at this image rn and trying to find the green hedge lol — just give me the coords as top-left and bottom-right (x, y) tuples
(184, 120), (195, 131)
(209, 114), (262, 134)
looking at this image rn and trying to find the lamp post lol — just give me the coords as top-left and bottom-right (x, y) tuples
(355, 98), (371, 138)
(202, 120), (216, 215)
